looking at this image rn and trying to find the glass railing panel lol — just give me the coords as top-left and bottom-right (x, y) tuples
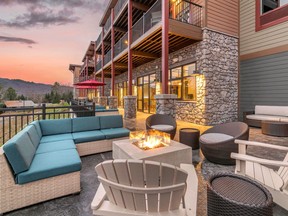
(132, 17), (144, 43)
(96, 34), (102, 47)
(169, 0), (203, 27)
(96, 60), (102, 72)
(104, 50), (112, 66)
(104, 15), (111, 35)
(114, 32), (128, 57)
(114, 0), (128, 19)
(143, 0), (162, 33)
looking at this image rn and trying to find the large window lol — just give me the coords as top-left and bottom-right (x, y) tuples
(168, 63), (197, 101)
(256, 0), (288, 31)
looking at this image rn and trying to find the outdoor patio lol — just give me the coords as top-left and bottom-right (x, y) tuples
(4, 111), (288, 216)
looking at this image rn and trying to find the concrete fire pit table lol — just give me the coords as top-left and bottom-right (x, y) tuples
(112, 139), (192, 167)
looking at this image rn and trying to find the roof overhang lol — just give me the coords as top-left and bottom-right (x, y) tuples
(99, 0), (117, 27)
(82, 41), (96, 62)
(69, 64), (82, 72)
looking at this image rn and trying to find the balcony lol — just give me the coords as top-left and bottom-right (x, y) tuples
(96, 60), (102, 72)
(95, 34), (102, 50)
(114, 0), (128, 21)
(104, 14), (112, 36)
(96, 0), (203, 76)
(103, 50), (112, 66)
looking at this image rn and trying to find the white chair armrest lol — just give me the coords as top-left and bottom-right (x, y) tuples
(231, 153), (288, 167)
(235, 139), (288, 151)
(180, 164), (198, 216)
(91, 183), (107, 210)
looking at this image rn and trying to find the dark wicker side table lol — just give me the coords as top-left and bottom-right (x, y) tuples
(179, 128), (200, 149)
(261, 120), (288, 137)
(207, 173), (273, 216)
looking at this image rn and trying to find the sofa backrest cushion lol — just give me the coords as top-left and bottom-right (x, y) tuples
(255, 105), (288, 116)
(100, 115), (123, 129)
(72, 116), (101, 132)
(30, 121), (42, 137)
(3, 132), (36, 174)
(23, 125), (41, 148)
(39, 119), (72, 136)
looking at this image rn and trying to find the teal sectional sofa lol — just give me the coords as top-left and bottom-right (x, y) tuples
(0, 115), (129, 214)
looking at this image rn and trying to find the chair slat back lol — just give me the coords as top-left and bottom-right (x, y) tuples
(278, 153), (288, 189)
(95, 159), (188, 213)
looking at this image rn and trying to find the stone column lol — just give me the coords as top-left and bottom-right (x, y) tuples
(155, 94), (177, 118)
(108, 96), (118, 109)
(99, 96), (107, 107)
(124, 96), (137, 130)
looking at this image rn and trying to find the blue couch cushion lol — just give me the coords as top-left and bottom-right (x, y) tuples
(72, 131), (105, 144)
(100, 115), (123, 129)
(40, 133), (73, 143)
(39, 119), (72, 136)
(3, 132), (36, 174)
(72, 116), (100, 132)
(22, 125), (41, 148)
(16, 149), (81, 184)
(30, 121), (42, 137)
(36, 140), (76, 154)
(96, 105), (106, 110)
(100, 128), (130, 139)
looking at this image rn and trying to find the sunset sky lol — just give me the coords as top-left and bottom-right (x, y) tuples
(0, 0), (108, 85)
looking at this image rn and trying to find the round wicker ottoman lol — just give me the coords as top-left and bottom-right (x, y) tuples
(179, 128), (200, 149)
(207, 173), (273, 216)
(261, 120), (288, 137)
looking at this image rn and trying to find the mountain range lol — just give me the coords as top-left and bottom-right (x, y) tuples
(0, 78), (73, 98)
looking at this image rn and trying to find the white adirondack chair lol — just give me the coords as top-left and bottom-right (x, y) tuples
(91, 159), (198, 216)
(231, 139), (288, 210)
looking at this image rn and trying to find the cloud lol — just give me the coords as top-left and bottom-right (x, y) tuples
(0, 0), (108, 29)
(0, 0), (108, 11)
(0, 6), (79, 29)
(0, 36), (36, 44)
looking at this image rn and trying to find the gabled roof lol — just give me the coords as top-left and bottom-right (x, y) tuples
(5, 100), (35, 108)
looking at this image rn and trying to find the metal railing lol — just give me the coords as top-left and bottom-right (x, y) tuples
(169, 0), (203, 27)
(114, 32), (128, 57)
(114, 0), (128, 20)
(132, 0), (162, 43)
(104, 50), (112, 66)
(0, 103), (96, 145)
(104, 15), (112, 35)
(96, 60), (102, 72)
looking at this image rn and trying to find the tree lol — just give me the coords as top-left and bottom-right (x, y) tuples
(0, 85), (4, 101)
(4, 87), (17, 100)
(17, 94), (27, 100)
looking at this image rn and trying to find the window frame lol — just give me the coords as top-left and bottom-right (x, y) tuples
(168, 62), (197, 101)
(256, 0), (288, 31)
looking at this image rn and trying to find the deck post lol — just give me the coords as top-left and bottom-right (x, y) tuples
(111, 8), (115, 96)
(127, 0), (133, 96)
(86, 56), (89, 97)
(162, 0), (169, 94)
(124, 0), (137, 129)
(101, 27), (105, 96)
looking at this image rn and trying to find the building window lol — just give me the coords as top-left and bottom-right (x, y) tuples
(256, 0), (288, 31)
(168, 63), (197, 101)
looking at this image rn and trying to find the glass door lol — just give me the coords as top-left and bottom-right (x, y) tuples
(149, 74), (157, 113)
(143, 76), (149, 113)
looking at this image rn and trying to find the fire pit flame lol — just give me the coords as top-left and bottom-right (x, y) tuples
(130, 130), (170, 150)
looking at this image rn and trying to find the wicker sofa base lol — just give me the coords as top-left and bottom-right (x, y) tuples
(0, 147), (80, 214)
(76, 137), (129, 156)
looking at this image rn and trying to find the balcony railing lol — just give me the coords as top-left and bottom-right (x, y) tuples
(114, 0), (128, 20)
(96, 60), (102, 72)
(0, 104), (96, 146)
(96, 34), (102, 48)
(169, 0), (203, 27)
(132, 0), (162, 43)
(104, 15), (111, 35)
(114, 32), (128, 57)
(104, 50), (112, 66)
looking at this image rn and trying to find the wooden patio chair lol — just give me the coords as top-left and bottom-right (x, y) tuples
(231, 139), (288, 210)
(91, 159), (198, 216)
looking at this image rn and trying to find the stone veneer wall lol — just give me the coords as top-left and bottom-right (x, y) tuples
(115, 29), (238, 126)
